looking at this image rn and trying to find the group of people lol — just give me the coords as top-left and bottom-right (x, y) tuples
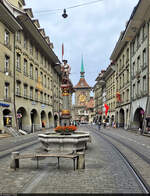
(97, 120), (116, 130)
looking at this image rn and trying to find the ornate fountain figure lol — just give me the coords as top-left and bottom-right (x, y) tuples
(60, 60), (72, 126)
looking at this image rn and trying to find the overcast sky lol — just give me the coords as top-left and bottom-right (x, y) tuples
(25, 0), (138, 89)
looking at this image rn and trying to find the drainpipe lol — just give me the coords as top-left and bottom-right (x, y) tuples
(13, 33), (18, 131)
(129, 41), (132, 129)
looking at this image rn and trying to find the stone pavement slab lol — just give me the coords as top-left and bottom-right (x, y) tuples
(0, 126), (143, 193)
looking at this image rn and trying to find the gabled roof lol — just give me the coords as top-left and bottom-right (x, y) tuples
(32, 19), (40, 28)
(24, 8), (33, 18)
(39, 28), (45, 37)
(74, 78), (91, 89)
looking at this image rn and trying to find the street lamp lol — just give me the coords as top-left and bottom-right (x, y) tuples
(62, 9), (68, 18)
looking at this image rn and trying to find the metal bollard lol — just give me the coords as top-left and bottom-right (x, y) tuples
(77, 151), (85, 169)
(10, 152), (20, 170)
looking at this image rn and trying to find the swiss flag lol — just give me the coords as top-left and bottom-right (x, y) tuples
(104, 104), (109, 116)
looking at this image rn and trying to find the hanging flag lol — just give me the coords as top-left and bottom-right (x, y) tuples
(116, 92), (121, 102)
(104, 103), (109, 116)
(62, 43), (64, 60)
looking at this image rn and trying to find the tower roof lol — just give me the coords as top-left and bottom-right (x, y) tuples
(74, 56), (91, 89)
(74, 78), (90, 89)
(80, 56), (85, 78)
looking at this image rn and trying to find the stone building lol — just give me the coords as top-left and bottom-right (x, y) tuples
(122, 0), (150, 130)
(0, 0), (22, 131)
(110, 34), (131, 129)
(0, 0), (62, 133)
(93, 66), (115, 125)
(93, 70), (106, 123)
(72, 58), (91, 123)
(86, 97), (95, 123)
(94, 0), (150, 131)
(103, 64), (116, 125)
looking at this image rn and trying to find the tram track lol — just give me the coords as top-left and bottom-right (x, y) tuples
(0, 136), (38, 152)
(0, 137), (40, 159)
(92, 128), (150, 194)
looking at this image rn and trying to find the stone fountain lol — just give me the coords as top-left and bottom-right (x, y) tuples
(38, 60), (91, 153)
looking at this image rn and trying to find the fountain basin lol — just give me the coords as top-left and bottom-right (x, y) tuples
(38, 131), (91, 153)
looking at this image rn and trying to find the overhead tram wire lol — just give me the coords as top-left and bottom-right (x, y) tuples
(34, 0), (104, 15)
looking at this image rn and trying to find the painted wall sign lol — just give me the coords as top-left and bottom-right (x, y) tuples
(0, 103), (9, 107)
(41, 104), (45, 109)
(32, 101), (36, 105)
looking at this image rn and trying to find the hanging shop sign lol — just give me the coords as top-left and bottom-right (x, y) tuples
(41, 104), (45, 109)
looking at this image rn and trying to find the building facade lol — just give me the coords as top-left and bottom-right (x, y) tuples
(103, 64), (116, 125)
(110, 35), (131, 129)
(94, 0), (150, 132)
(0, 0), (62, 133)
(0, 0), (22, 132)
(93, 70), (106, 123)
(72, 58), (91, 123)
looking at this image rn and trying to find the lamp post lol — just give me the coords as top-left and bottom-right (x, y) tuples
(62, 9), (68, 18)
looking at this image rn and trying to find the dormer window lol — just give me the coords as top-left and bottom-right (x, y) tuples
(18, 2), (22, 9)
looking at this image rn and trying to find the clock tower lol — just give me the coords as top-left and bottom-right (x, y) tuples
(73, 57), (91, 123)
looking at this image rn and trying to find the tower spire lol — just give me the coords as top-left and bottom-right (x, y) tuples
(80, 55), (85, 78)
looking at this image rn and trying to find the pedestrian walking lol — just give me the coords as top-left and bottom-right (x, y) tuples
(98, 122), (101, 130)
(103, 119), (106, 128)
(139, 127), (143, 135)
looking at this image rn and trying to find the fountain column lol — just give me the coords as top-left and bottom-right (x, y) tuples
(60, 60), (72, 126)
(61, 85), (71, 126)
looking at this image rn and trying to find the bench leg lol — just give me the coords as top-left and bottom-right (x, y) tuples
(77, 152), (85, 169)
(73, 158), (76, 171)
(15, 159), (19, 169)
(37, 157), (39, 169)
(10, 152), (20, 170)
(57, 157), (60, 169)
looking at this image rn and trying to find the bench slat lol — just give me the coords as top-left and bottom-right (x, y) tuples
(15, 154), (36, 159)
(36, 153), (78, 158)
(14, 153), (79, 159)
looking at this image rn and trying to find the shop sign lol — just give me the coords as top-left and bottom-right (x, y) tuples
(0, 102), (9, 107)
(41, 104), (45, 109)
(32, 101), (36, 105)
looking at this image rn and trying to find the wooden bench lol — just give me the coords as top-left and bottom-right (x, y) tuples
(10, 151), (85, 171)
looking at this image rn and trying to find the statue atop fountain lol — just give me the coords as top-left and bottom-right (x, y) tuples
(61, 60), (72, 126)
(61, 60), (71, 84)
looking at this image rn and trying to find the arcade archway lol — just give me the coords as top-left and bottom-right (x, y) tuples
(30, 109), (39, 132)
(17, 107), (27, 130)
(133, 108), (144, 129)
(41, 110), (46, 128)
(119, 108), (125, 127)
(54, 114), (58, 128)
(48, 112), (53, 128)
(3, 109), (12, 126)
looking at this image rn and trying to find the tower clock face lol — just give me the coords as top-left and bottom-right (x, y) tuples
(79, 94), (86, 104)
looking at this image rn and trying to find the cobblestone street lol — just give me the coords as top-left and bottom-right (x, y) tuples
(0, 126), (146, 194)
